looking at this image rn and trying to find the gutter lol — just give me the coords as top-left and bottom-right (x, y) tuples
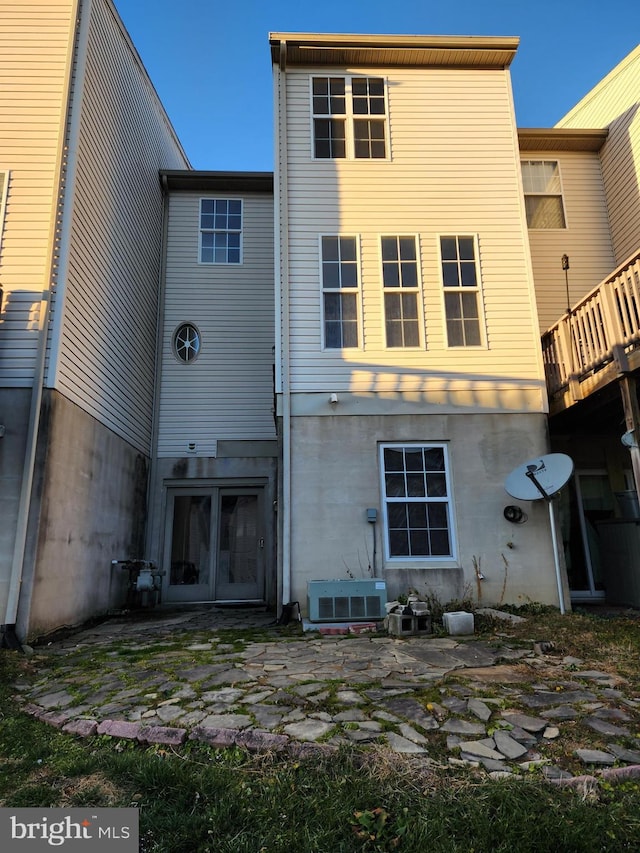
(274, 41), (292, 610)
(2, 0), (87, 646)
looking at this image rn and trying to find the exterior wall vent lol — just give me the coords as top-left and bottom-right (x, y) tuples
(307, 579), (387, 622)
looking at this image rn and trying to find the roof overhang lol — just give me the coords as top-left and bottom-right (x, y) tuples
(269, 32), (519, 70)
(160, 170), (274, 193)
(518, 128), (608, 152)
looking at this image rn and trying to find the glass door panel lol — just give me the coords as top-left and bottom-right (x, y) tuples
(214, 492), (263, 601)
(166, 493), (213, 601)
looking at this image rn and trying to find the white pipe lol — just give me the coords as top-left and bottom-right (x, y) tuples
(548, 499), (566, 615)
(274, 42), (291, 608)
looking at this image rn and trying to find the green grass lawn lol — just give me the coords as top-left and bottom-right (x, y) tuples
(2, 609), (640, 852)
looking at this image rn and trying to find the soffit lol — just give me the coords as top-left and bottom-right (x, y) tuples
(269, 33), (519, 69)
(518, 128), (608, 152)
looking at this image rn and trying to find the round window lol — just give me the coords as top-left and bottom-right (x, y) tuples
(173, 323), (201, 362)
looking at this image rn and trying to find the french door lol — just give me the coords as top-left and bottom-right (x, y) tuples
(164, 486), (264, 603)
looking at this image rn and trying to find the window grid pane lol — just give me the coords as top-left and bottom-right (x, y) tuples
(200, 198), (242, 264)
(312, 75), (387, 160)
(322, 236), (359, 348)
(441, 236), (481, 347)
(382, 445), (452, 559)
(382, 236), (421, 348)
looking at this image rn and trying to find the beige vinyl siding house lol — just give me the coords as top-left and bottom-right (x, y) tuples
(272, 34), (561, 614)
(557, 45), (640, 267)
(0, 0), (189, 641)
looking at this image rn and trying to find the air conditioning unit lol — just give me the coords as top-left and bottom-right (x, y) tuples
(307, 579), (387, 622)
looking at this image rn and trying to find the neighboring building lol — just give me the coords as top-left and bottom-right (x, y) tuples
(2, 11), (639, 641)
(0, 0), (188, 642)
(531, 46), (640, 607)
(270, 34), (560, 611)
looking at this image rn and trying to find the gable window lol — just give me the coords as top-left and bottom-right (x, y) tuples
(521, 160), (566, 229)
(312, 76), (387, 160)
(199, 198), (242, 264)
(321, 236), (359, 348)
(381, 236), (420, 347)
(380, 444), (454, 560)
(440, 235), (482, 347)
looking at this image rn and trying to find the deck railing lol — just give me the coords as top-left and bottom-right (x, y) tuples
(542, 250), (640, 399)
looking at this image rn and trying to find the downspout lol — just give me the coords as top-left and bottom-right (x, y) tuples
(144, 174), (171, 563)
(2, 0), (87, 645)
(275, 41), (292, 609)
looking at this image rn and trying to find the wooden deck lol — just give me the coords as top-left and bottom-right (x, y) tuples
(542, 249), (640, 415)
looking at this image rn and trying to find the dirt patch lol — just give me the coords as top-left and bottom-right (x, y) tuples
(449, 664), (535, 683)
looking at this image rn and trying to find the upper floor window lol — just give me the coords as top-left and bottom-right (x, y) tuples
(380, 443), (455, 561)
(199, 198), (242, 264)
(312, 76), (387, 160)
(321, 235), (359, 348)
(381, 236), (421, 347)
(440, 236), (483, 347)
(521, 160), (566, 229)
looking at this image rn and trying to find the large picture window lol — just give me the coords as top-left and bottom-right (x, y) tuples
(521, 160), (566, 229)
(199, 198), (242, 264)
(321, 236), (359, 348)
(380, 444), (454, 560)
(312, 76), (387, 160)
(440, 235), (483, 347)
(381, 236), (421, 347)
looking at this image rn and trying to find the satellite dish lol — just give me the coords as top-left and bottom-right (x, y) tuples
(504, 453), (574, 616)
(505, 453), (574, 502)
(622, 430), (637, 449)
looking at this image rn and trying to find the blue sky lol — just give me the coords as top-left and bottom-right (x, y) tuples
(113, 0), (639, 170)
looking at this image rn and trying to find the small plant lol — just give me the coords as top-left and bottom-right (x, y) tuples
(351, 806), (408, 850)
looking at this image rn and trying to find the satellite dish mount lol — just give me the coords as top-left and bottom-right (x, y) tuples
(504, 453), (574, 615)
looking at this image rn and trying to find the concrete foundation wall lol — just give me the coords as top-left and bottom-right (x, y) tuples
(18, 391), (147, 640)
(289, 412), (564, 612)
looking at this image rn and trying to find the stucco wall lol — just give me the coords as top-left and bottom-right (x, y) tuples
(288, 412), (565, 611)
(17, 390), (146, 639)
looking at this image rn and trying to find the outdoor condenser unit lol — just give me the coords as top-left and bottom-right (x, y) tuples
(307, 579), (387, 622)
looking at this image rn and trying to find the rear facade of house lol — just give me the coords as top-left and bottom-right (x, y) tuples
(2, 10), (640, 640)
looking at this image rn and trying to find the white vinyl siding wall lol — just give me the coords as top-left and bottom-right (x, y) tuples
(557, 46), (640, 266)
(524, 150), (616, 332)
(0, 1), (75, 386)
(281, 66), (544, 406)
(156, 192), (276, 456)
(50, 0), (188, 454)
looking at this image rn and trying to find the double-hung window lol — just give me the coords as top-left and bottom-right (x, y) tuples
(381, 236), (421, 347)
(199, 198), (242, 264)
(440, 235), (483, 347)
(521, 160), (566, 229)
(321, 236), (359, 348)
(312, 76), (387, 159)
(381, 444), (454, 560)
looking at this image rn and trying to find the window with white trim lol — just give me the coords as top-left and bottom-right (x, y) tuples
(199, 198), (242, 264)
(312, 76), (387, 160)
(381, 236), (421, 347)
(440, 235), (482, 347)
(381, 444), (454, 559)
(321, 236), (359, 348)
(521, 160), (566, 229)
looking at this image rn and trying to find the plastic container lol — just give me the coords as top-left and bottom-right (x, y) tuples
(443, 611), (475, 636)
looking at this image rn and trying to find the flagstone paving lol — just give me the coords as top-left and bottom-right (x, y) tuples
(10, 607), (640, 780)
